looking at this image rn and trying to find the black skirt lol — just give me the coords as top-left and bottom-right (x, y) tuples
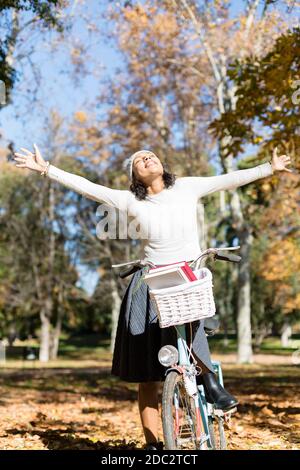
(111, 267), (214, 383)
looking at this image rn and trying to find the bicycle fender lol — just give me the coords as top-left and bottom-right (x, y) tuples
(165, 366), (184, 377)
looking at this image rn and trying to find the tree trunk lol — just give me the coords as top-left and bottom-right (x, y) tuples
(236, 225), (253, 363)
(5, 11), (19, 69)
(253, 304), (269, 350)
(8, 323), (17, 347)
(218, 300), (229, 347)
(49, 322), (61, 360)
(219, 190), (226, 215)
(281, 321), (292, 348)
(39, 307), (51, 362)
(49, 312), (63, 360)
(220, 153), (254, 364)
(44, 182), (56, 360)
(197, 200), (207, 252)
(110, 275), (122, 354)
(154, 97), (171, 165)
(178, 0), (261, 366)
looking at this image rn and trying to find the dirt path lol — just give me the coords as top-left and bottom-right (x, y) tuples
(0, 357), (299, 450)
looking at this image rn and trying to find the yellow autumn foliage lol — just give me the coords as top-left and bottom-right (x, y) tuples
(74, 111), (87, 123)
(153, 13), (178, 37)
(261, 239), (300, 281)
(260, 239), (300, 311)
(123, 5), (149, 27)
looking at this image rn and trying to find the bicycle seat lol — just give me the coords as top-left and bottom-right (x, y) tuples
(204, 317), (220, 336)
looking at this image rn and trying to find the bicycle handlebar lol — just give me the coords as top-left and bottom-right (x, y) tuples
(113, 245), (242, 279)
(214, 253), (241, 263)
(188, 245), (241, 269)
(118, 264), (142, 279)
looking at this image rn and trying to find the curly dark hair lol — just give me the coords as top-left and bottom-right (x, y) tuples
(129, 164), (176, 201)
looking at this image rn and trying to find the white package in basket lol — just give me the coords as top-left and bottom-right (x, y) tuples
(148, 267), (216, 328)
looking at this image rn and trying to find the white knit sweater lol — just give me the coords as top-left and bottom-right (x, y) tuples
(48, 162), (273, 264)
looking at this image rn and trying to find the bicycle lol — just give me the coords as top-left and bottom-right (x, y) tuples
(112, 246), (240, 450)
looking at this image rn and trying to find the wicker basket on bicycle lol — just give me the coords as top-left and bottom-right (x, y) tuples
(148, 267), (216, 328)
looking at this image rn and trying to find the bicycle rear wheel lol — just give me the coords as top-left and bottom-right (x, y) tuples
(162, 371), (206, 450)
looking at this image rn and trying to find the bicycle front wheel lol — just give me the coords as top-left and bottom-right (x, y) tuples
(162, 371), (206, 450)
(208, 416), (227, 450)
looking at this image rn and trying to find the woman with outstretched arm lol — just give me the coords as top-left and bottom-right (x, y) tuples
(14, 144), (292, 450)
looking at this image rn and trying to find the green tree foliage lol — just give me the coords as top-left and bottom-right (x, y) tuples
(210, 27), (300, 160)
(0, 0), (64, 101)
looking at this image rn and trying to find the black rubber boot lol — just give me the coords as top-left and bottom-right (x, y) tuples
(144, 441), (164, 451)
(201, 372), (238, 410)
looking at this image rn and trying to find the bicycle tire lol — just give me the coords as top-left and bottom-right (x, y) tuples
(208, 416), (227, 450)
(162, 371), (204, 450)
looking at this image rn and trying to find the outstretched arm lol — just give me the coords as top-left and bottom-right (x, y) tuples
(14, 144), (128, 210)
(193, 162), (273, 198)
(47, 165), (128, 209)
(180, 149), (292, 198)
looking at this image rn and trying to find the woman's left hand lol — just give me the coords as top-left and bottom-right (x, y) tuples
(271, 147), (293, 173)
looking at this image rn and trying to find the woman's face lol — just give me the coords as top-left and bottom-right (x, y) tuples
(132, 152), (164, 182)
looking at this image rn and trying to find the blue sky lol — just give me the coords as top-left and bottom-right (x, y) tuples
(2, 0), (292, 149)
(1, 2), (121, 144)
(1, 0), (269, 147)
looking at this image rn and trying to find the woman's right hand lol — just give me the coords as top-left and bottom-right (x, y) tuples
(14, 143), (48, 173)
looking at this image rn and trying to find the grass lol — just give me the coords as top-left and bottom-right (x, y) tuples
(208, 335), (300, 356)
(1, 334), (300, 369)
